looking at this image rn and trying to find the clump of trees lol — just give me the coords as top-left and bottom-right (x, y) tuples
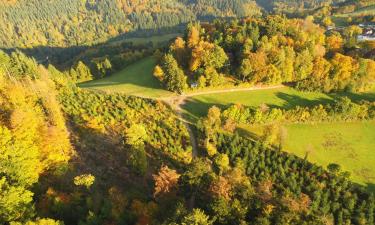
(154, 23), (229, 92)
(157, 17), (375, 93)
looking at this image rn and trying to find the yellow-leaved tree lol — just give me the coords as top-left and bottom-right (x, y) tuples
(0, 50), (73, 223)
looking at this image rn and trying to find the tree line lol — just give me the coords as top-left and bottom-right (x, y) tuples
(220, 96), (375, 126)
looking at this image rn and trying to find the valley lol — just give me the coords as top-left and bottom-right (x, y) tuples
(1, 0), (375, 224)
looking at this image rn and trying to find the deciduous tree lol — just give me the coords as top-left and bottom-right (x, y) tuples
(153, 165), (180, 197)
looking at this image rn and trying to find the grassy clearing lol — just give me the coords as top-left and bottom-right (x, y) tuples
(79, 57), (174, 98)
(182, 86), (375, 121)
(332, 4), (375, 26)
(284, 121), (375, 189)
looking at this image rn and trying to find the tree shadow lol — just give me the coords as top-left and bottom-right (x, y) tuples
(330, 91), (375, 103)
(365, 183), (375, 193)
(274, 92), (333, 109)
(235, 126), (259, 141)
(181, 98), (227, 122)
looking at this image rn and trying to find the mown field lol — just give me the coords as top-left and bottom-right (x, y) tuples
(337, 4), (375, 17)
(79, 57), (174, 98)
(332, 4), (375, 25)
(284, 122), (375, 190)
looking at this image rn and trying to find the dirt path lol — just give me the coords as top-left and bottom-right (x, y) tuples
(162, 85), (284, 159)
(166, 97), (198, 158)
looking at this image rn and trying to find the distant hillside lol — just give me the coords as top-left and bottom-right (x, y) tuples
(333, 0), (375, 15)
(256, 0), (375, 16)
(256, 0), (338, 13)
(0, 0), (260, 49)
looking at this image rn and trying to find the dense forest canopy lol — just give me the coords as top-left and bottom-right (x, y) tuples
(155, 16), (375, 94)
(0, 0), (261, 48)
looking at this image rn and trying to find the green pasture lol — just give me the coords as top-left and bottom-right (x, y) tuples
(238, 121), (375, 191)
(284, 121), (375, 190)
(79, 57), (174, 98)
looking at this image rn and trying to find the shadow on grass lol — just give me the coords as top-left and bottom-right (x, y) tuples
(235, 126), (259, 141)
(181, 98), (227, 121)
(331, 91), (375, 103)
(275, 92), (332, 109)
(365, 183), (375, 193)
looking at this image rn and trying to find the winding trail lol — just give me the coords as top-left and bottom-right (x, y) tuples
(161, 85), (284, 160)
(166, 97), (199, 158)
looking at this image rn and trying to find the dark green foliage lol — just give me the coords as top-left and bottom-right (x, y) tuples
(161, 54), (188, 93)
(126, 146), (148, 176)
(212, 132), (375, 224)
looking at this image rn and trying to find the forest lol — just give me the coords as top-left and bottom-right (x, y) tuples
(0, 0), (260, 49)
(1, 0), (375, 225)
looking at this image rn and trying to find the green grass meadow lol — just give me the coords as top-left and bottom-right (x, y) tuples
(332, 4), (375, 25)
(337, 4), (375, 17)
(79, 57), (174, 98)
(284, 122), (375, 189)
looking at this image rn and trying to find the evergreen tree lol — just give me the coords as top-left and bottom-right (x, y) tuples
(162, 54), (187, 93)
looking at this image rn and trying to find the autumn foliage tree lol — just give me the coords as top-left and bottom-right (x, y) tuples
(153, 165), (180, 197)
(0, 50), (72, 223)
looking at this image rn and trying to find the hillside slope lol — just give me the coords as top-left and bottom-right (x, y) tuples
(0, 0), (260, 48)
